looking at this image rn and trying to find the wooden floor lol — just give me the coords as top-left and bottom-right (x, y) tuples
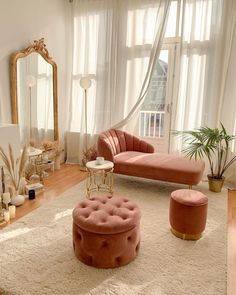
(227, 190), (236, 295)
(0, 164), (87, 228)
(0, 163), (235, 294)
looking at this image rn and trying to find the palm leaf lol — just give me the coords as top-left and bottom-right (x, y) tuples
(172, 123), (236, 178)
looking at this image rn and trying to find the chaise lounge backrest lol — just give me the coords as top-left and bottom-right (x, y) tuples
(97, 129), (154, 162)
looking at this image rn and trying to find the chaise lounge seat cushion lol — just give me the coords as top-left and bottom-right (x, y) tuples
(97, 129), (205, 186)
(114, 151), (204, 185)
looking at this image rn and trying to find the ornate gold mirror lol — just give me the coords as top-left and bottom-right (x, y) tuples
(10, 38), (58, 146)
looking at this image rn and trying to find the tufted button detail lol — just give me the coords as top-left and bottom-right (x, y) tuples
(115, 256), (122, 264)
(101, 241), (108, 248)
(73, 195), (140, 234)
(73, 195), (141, 268)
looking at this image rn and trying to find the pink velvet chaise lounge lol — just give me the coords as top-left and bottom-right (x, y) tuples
(97, 129), (205, 187)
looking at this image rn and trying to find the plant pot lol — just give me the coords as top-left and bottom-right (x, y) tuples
(207, 175), (225, 193)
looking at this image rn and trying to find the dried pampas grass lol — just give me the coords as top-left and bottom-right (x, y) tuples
(0, 145), (28, 191)
(41, 140), (62, 157)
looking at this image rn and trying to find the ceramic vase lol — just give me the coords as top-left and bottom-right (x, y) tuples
(11, 189), (25, 207)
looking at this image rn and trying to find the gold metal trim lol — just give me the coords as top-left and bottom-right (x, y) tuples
(171, 227), (202, 240)
(86, 167), (114, 198)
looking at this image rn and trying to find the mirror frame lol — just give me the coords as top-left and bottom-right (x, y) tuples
(10, 38), (58, 141)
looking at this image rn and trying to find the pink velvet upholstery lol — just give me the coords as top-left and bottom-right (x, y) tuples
(97, 129), (205, 186)
(97, 129), (154, 162)
(72, 195), (141, 268)
(169, 189), (208, 237)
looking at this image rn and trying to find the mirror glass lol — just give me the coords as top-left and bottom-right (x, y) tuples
(17, 52), (54, 145)
(10, 39), (58, 147)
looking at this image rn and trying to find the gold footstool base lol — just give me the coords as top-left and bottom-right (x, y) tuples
(171, 228), (202, 241)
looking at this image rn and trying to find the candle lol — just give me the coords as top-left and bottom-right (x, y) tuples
(3, 192), (11, 209)
(3, 192), (11, 204)
(96, 157), (105, 165)
(9, 205), (16, 219)
(4, 210), (10, 222)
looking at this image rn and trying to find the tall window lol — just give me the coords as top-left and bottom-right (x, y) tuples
(70, 0), (222, 153)
(139, 0), (181, 140)
(70, 0), (168, 135)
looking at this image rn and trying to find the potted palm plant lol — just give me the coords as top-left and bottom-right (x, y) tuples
(173, 123), (236, 192)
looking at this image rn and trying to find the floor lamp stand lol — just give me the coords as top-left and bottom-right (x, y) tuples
(79, 77), (92, 172)
(29, 86), (32, 145)
(80, 89), (88, 172)
(25, 74), (36, 149)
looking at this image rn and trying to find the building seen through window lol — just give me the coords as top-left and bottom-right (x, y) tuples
(139, 53), (168, 138)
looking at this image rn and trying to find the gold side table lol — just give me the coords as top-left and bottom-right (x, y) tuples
(86, 160), (114, 198)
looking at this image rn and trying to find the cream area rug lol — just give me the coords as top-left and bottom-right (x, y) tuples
(0, 175), (227, 295)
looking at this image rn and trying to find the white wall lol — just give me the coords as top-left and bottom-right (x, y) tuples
(0, 0), (71, 144)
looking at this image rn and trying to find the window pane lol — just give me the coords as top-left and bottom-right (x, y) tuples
(126, 7), (157, 47)
(183, 0), (212, 42)
(164, 1), (178, 38)
(139, 50), (168, 138)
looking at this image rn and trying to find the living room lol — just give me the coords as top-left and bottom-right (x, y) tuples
(0, 0), (235, 294)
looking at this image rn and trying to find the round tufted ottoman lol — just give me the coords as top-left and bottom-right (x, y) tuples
(72, 195), (141, 268)
(169, 189), (208, 240)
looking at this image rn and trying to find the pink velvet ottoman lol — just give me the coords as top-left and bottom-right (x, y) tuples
(72, 195), (141, 268)
(169, 189), (208, 240)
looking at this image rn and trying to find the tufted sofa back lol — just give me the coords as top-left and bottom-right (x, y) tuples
(97, 129), (154, 162)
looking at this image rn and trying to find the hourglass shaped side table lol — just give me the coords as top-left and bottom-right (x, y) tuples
(85, 160), (114, 198)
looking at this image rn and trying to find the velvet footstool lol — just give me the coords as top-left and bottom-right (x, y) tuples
(72, 195), (141, 268)
(169, 189), (208, 240)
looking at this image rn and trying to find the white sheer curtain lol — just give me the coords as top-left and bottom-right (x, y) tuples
(170, 0), (236, 185)
(67, 0), (170, 163)
(171, 0), (226, 151)
(218, 0), (236, 186)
